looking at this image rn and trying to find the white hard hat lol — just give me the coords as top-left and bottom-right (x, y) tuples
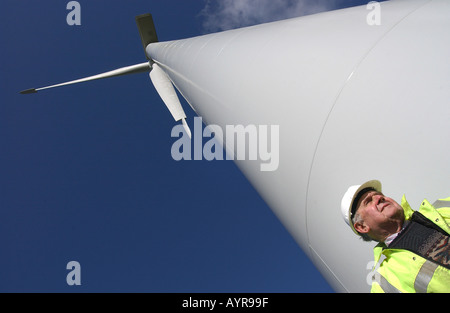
(341, 180), (382, 234)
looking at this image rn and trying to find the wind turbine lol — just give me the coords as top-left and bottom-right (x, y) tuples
(20, 0), (450, 292)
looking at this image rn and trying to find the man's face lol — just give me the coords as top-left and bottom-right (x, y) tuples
(353, 190), (405, 241)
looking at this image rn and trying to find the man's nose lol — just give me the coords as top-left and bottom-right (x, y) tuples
(373, 194), (383, 208)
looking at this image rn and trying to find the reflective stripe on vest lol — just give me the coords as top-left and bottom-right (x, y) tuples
(377, 273), (402, 293)
(377, 259), (439, 293)
(414, 260), (439, 293)
(432, 199), (450, 209)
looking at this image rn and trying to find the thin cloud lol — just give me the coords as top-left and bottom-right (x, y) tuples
(199, 0), (338, 33)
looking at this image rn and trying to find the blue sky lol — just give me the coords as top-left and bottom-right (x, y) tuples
(2, 0), (371, 292)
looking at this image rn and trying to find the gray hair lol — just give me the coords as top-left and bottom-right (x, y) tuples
(352, 211), (375, 242)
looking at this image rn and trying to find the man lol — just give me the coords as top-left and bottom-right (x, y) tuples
(341, 180), (450, 293)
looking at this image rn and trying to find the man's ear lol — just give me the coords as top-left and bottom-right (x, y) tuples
(354, 221), (369, 234)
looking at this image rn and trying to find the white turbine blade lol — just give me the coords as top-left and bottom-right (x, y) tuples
(20, 62), (151, 94)
(181, 118), (192, 139)
(149, 63), (188, 122)
(149, 62), (191, 138)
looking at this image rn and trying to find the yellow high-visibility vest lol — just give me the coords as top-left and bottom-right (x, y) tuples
(370, 196), (450, 293)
